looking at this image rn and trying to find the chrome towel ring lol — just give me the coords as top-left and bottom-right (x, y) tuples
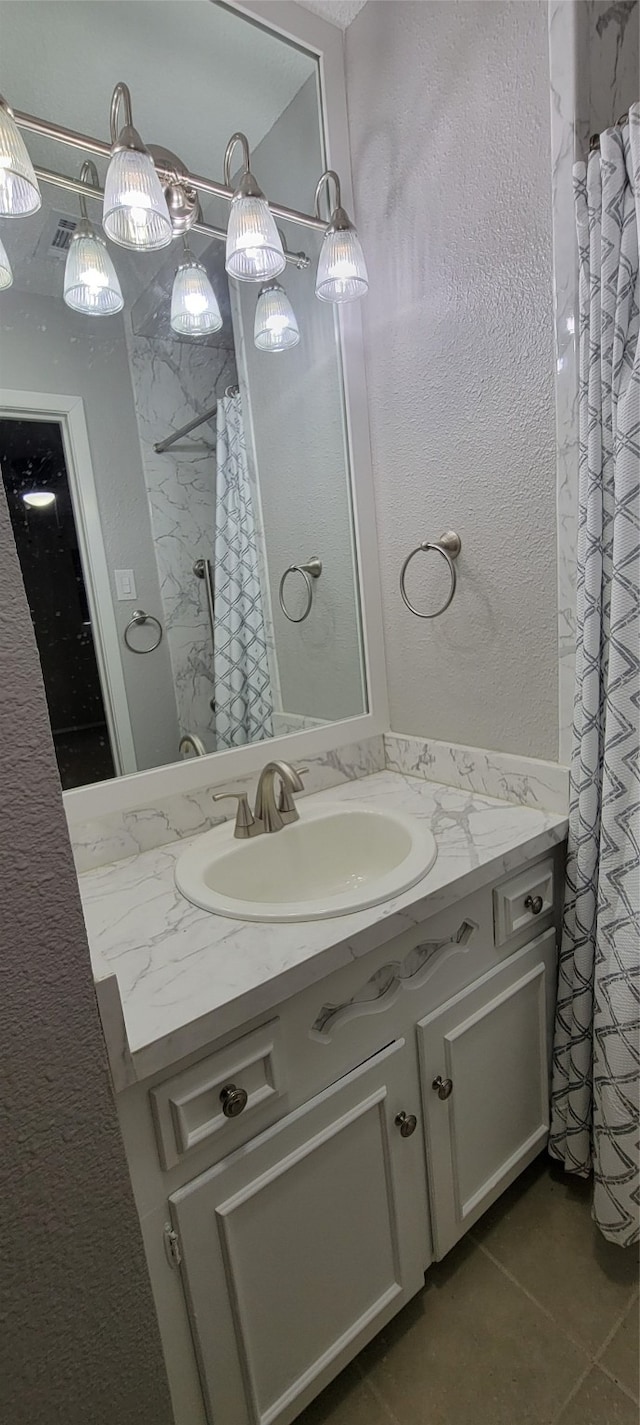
(123, 608), (163, 653)
(279, 557), (322, 624)
(400, 531), (462, 618)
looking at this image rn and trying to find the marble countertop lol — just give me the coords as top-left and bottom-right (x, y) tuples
(80, 771), (567, 1086)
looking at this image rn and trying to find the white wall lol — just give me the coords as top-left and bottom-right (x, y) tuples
(345, 0), (558, 759)
(0, 289), (180, 770)
(235, 76), (366, 723)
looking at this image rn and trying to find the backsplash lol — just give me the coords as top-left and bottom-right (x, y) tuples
(69, 735), (386, 873)
(69, 728), (570, 874)
(384, 733), (569, 815)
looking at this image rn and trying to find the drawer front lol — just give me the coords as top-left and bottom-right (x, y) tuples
(150, 1019), (285, 1170)
(493, 858), (554, 947)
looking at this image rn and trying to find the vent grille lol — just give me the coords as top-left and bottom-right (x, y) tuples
(50, 216), (77, 252)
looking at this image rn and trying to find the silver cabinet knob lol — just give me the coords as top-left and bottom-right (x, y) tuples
(219, 1083), (248, 1118)
(395, 1111), (418, 1138)
(432, 1075), (453, 1100)
(524, 894), (544, 915)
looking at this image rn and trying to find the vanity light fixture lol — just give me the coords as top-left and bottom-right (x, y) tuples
(254, 281), (300, 351)
(314, 170), (368, 303)
(0, 233), (13, 289)
(170, 239), (222, 335)
(224, 132), (286, 283)
(63, 160), (124, 315)
(22, 490), (56, 509)
(103, 83), (172, 251)
(0, 94), (41, 217)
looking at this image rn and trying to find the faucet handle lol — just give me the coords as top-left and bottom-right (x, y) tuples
(211, 790), (257, 839)
(278, 766), (308, 820)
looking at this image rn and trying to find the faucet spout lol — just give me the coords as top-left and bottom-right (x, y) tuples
(254, 761), (305, 833)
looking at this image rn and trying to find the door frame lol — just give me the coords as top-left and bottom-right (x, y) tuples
(0, 388), (137, 775)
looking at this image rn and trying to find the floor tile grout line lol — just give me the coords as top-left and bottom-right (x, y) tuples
(353, 1355), (404, 1425)
(471, 1237), (594, 1350)
(597, 1360), (640, 1407)
(549, 1358), (596, 1425)
(593, 1288), (639, 1366)
(470, 1230), (639, 1361)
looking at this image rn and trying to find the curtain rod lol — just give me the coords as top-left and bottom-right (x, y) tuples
(589, 108), (631, 152)
(15, 107), (327, 233)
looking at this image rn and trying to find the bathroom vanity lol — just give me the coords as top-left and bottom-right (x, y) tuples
(81, 770), (567, 1425)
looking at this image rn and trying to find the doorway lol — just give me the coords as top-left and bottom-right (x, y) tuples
(0, 415), (116, 789)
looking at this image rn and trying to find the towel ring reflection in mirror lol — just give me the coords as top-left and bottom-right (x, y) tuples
(400, 531), (462, 618)
(123, 609), (163, 653)
(279, 557), (322, 623)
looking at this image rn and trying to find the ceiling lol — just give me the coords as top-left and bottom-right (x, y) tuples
(296, 0), (367, 28)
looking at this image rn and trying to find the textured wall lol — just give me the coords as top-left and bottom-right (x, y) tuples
(0, 288), (180, 771)
(0, 485), (173, 1425)
(346, 0), (558, 758)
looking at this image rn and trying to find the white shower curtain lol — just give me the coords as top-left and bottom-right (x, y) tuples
(549, 105), (639, 1246)
(213, 392), (273, 748)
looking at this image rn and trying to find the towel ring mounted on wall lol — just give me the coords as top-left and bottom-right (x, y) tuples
(279, 557), (323, 623)
(123, 609), (163, 653)
(399, 531), (462, 618)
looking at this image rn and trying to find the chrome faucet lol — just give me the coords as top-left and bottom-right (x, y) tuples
(212, 760), (307, 839)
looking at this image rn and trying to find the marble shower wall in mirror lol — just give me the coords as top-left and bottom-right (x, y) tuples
(0, 1), (367, 789)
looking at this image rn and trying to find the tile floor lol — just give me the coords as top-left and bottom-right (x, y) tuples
(298, 1154), (639, 1425)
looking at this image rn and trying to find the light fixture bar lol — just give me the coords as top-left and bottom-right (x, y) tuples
(33, 166), (311, 269)
(15, 108), (327, 234)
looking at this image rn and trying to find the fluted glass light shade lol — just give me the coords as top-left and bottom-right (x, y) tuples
(0, 95), (41, 217)
(171, 257), (222, 335)
(223, 135), (285, 283)
(226, 190), (286, 282)
(0, 234), (13, 289)
(314, 168), (368, 304)
(254, 282), (299, 351)
(315, 222), (368, 303)
(64, 222), (123, 315)
(103, 146), (172, 250)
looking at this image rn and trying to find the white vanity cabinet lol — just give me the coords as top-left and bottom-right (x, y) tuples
(169, 1038), (428, 1425)
(114, 848), (563, 1425)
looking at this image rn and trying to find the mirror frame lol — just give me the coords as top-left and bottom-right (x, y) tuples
(62, 0), (388, 826)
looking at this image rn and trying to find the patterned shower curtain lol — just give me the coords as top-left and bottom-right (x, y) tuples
(213, 392), (273, 748)
(549, 105), (639, 1246)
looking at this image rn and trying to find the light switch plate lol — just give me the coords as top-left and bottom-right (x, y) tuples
(114, 568), (137, 600)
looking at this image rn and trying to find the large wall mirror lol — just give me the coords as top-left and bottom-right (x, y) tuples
(0, 0), (367, 790)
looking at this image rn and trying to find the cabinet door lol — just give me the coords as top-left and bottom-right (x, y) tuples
(170, 1038), (428, 1425)
(418, 930), (556, 1260)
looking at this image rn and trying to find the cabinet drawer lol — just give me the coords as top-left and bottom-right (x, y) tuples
(150, 1019), (285, 1170)
(493, 858), (554, 946)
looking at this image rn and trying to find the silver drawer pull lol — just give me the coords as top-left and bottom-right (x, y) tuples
(432, 1075), (453, 1100)
(219, 1083), (248, 1118)
(524, 894), (544, 916)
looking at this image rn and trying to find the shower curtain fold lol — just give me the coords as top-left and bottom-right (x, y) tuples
(213, 392), (273, 748)
(549, 105), (640, 1247)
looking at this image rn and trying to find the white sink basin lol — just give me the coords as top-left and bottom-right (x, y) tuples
(175, 801), (438, 922)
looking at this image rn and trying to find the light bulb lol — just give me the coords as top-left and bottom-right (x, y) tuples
(0, 233), (12, 289)
(254, 282), (299, 351)
(0, 95), (41, 217)
(22, 491), (55, 509)
(170, 257), (222, 335)
(64, 223), (123, 315)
